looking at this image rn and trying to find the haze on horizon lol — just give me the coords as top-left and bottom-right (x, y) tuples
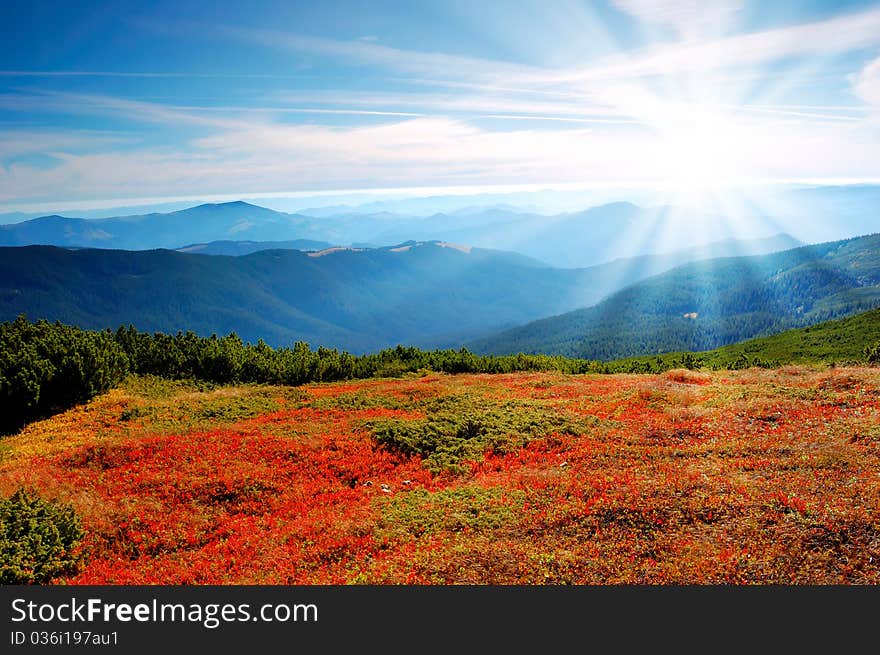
(2, 0), (880, 215)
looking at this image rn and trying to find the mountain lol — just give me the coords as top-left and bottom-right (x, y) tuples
(176, 239), (334, 256)
(471, 233), (880, 359)
(782, 184), (880, 243)
(0, 211), (42, 225)
(0, 242), (606, 353)
(0, 202), (318, 250)
(0, 201), (198, 224)
(322, 203), (804, 267)
(361, 202), (646, 265)
(0, 228), (807, 355)
(0, 199), (802, 268)
(570, 232), (801, 288)
(681, 233), (802, 258)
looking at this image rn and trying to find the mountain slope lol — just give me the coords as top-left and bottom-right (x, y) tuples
(0, 242), (602, 352)
(176, 239), (334, 256)
(471, 233), (880, 359)
(566, 232), (801, 299)
(0, 229), (805, 353)
(706, 307), (880, 364)
(607, 307), (880, 370)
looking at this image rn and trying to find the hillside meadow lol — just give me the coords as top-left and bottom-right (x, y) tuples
(2, 367), (878, 584)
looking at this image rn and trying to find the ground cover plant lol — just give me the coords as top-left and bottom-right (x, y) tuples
(1, 366), (877, 584)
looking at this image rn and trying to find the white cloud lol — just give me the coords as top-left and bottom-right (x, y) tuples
(542, 7), (880, 84)
(2, 107), (879, 207)
(4, 6), (880, 207)
(0, 91), (245, 130)
(220, 6), (880, 88)
(220, 26), (544, 84)
(853, 56), (880, 107)
(0, 131), (130, 160)
(274, 89), (631, 122)
(611, 0), (744, 40)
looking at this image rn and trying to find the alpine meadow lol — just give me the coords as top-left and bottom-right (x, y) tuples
(2, 0), (880, 597)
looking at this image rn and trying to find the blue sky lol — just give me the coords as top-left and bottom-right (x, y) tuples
(2, 0), (880, 210)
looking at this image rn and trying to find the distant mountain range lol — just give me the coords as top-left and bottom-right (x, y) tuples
(3, 182), (877, 247)
(0, 202), (311, 251)
(3, 188), (877, 360)
(470, 233), (880, 359)
(0, 199), (802, 268)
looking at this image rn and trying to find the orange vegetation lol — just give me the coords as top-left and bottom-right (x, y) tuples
(1, 367), (878, 584)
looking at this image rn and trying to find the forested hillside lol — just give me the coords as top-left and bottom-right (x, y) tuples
(0, 242), (600, 352)
(0, 230), (809, 354)
(607, 308), (880, 371)
(473, 233), (880, 359)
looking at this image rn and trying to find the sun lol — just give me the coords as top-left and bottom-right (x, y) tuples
(653, 104), (750, 206)
(596, 83), (755, 206)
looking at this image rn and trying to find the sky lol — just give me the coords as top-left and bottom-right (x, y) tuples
(2, 0), (880, 211)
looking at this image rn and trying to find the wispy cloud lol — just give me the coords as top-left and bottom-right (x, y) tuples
(852, 56), (880, 108)
(2, 100), (877, 207)
(477, 114), (635, 125)
(219, 27), (545, 83)
(273, 87), (863, 126)
(3, 2), (880, 208)
(274, 89), (626, 121)
(0, 71), (308, 79)
(0, 91), (247, 129)
(611, 0), (745, 40)
(219, 6), (880, 91)
(175, 105), (426, 118)
(549, 6), (880, 83)
(209, 7), (880, 134)
(0, 130), (131, 160)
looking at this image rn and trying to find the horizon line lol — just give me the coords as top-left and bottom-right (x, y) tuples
(4, 177), (880, 215)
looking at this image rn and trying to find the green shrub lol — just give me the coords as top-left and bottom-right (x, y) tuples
(1, 316), (609, 434)
(310, 392), (408, 411)
(866, 341), (880, 364)
(0, 316), (129, 434)
(365, 393), (594, 473)
(0, 488), (84, 584)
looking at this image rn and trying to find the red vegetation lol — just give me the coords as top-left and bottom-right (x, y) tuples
(1, 368), (878, 584)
